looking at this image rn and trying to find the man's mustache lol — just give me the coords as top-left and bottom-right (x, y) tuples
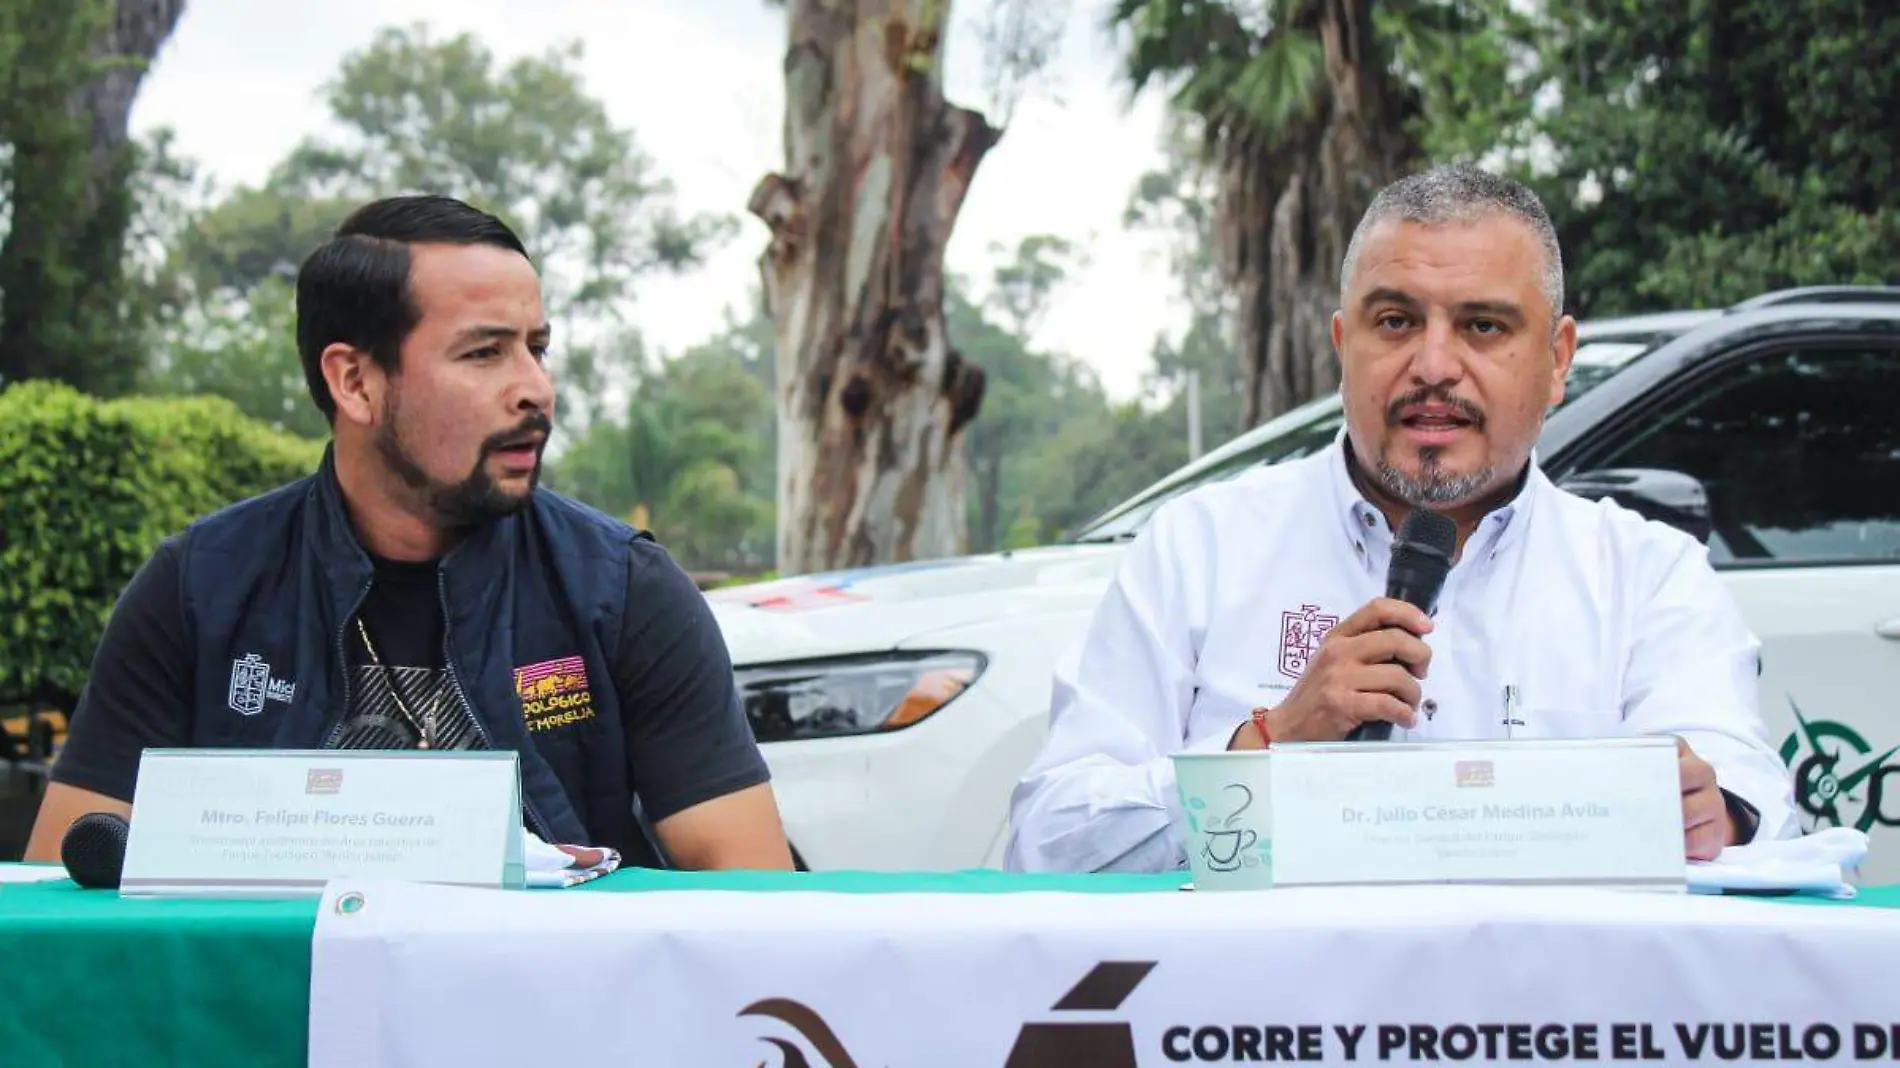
(481, 412), (553, 456)
(1386, 387), (1486, 429)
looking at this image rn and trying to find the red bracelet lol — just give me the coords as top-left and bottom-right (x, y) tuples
(1250, 707), (1273, 749)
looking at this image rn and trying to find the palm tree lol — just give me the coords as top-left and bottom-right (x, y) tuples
(1111, 0), (1462, 425)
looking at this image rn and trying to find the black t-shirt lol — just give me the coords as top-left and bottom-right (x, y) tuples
(332, 556), (482, 752)
(52, 536), (769, 828)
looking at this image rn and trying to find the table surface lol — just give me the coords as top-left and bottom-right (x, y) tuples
(3, 866), (1896, 1068)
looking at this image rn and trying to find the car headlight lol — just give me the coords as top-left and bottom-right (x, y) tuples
(736, 651), (986, 742)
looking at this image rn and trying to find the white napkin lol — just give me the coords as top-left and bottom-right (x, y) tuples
(522, 830), (622, 889)
(1686, 827), (1869, 899)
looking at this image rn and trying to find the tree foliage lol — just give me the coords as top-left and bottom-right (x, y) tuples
(0, 0), (185, 396)
(271, 24), (731, 319)
(959, 237), (1107, 551)
(548, 309), (778, 577)
(1124, 130), (1246, 447)
(9, 2), (1899, 601)
(1108, 0), (1435, 424)
(139, 22), (730, 434)
(1111, 0), (1899, 425)
(1412, 0), (1900, 315)
(0, 380), (321, 708)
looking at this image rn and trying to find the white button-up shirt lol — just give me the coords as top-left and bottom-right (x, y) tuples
(1004, 436), (1801, 873)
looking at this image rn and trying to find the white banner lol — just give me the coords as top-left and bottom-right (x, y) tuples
(310, 880), (1900, 1068)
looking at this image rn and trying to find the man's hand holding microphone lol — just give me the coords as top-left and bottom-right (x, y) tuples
(1223, 506), (1747, 858)
(1230, 598), (1434, 748)
(1233, 508), (1456, 750)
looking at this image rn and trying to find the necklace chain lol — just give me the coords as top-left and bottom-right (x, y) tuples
(355, 617), (437, 750)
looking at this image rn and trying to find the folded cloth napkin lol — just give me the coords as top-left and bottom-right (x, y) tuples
(1686, 827), (1869, 899)
(522, 830), (622, 889)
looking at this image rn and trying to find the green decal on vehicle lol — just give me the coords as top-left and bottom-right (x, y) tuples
(1778, 698), (1900, 832)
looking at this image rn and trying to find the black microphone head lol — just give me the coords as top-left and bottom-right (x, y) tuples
(1395, 508), (1457, 560)
(61, 812), (130, 889)
(1386, 508), (1458, 613)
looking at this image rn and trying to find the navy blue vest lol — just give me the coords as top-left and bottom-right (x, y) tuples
(174, 447), (663, 866)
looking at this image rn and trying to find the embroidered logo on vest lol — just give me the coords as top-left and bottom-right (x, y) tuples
(227, 652), (296, 716)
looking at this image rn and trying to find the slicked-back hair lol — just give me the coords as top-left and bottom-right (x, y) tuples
(295, 194), (529, 422)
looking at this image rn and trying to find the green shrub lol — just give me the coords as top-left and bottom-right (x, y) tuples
(0, 381), (324, 708)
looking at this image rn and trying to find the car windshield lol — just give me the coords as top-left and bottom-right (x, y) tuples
(1067, 335), (1666, 543)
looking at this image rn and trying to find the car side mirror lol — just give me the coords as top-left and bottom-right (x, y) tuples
(1558, 467), (1713, 544)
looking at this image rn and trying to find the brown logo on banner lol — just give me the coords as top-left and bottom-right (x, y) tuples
(1004, 961), (1157, 1068)
(738, 998), (863, 1068)
(737, 960), (1158, 1067)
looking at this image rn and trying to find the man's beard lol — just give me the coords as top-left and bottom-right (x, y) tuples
(1375, 449), (1495, 506)
(1375, 385), (1492, 506)
(376, 394), (551, 530)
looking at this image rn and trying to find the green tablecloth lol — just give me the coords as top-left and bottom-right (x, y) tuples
(2, 867), (1894, 1068)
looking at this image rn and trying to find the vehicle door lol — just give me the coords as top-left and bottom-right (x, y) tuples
(1562, 335), (1900, 880)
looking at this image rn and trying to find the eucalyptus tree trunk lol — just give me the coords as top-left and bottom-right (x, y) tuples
(751, 0), (994, 574)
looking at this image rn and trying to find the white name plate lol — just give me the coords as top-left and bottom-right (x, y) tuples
(120, 749), (526, 898)
(1269, 737), (1685, 891)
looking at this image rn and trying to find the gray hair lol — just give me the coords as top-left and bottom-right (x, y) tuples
(1339, 163), (1565, 325)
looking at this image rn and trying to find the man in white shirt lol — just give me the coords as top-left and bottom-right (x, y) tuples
(1005, 164), (1800, 875)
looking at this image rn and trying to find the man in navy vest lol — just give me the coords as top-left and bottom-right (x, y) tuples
(26, 194), (795, 871)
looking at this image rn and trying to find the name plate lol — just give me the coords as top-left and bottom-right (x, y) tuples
(1269, 738), (1685, 890)
(120, 749), (526, 898)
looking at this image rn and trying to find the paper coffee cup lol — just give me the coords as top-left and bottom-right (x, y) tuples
(1172, 750), (1274, 890)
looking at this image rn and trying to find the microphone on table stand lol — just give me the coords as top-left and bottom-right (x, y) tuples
(61, 812), (130, 889)
(1345, 508), (1457, 743)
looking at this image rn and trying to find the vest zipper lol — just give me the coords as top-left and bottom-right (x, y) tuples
(321, 577), (375, 749)
(438, 570), (553, 843)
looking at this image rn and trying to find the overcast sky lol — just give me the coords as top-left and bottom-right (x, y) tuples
(128, 0), (1185, 401)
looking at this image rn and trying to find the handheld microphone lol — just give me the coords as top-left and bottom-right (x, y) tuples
(1345, 508), (1457, 742)
(60, 812), (130, 889)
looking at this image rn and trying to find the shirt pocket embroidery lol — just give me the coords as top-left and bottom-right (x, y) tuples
(513, 655), (600, 737)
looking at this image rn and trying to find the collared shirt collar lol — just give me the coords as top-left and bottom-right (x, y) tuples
(1324, 426), (1543, 570)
